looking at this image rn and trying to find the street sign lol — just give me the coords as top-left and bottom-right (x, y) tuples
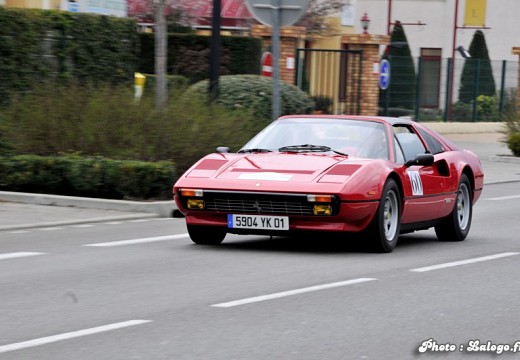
(244, 0), (309, 27)
(379, 59), (391, 90)
(244, 0), (309, 120)
(261, 52), (273, 77)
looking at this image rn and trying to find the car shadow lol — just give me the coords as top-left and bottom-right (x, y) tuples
(212, 232), (440, 254)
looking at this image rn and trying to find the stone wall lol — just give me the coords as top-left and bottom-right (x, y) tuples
(341, 34), (390, 116)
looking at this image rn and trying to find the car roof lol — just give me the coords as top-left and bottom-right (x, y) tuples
(278, 114), (416, 127)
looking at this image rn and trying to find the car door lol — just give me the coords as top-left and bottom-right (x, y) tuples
(393, 125), (448, 223)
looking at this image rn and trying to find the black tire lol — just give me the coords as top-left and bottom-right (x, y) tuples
(435, 174), (472, 242)
(187, 225), (226, 245)
(366, 179), (401, 253)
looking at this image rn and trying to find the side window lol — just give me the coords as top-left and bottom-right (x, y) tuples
(417, 128), (445, 155)
(393, 126), (427, 162)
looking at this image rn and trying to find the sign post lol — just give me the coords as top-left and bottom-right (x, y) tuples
(245, 0), (308, 120)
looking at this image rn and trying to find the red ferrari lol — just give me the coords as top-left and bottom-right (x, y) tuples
(173, 115), (484, 252)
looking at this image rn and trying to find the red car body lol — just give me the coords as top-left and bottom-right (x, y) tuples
(173, 115), (484, 252)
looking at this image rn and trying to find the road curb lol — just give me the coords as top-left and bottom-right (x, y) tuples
(0, 213), (160, 231)
(0, 191), (177, 218)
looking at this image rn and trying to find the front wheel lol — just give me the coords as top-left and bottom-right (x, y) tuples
(435, 174), (472, 242)
(187, 225), (226, 245)
(365, 179), (401, 253)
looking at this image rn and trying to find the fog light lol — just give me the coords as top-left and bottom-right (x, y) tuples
(313, 204), (332, 216)
(187, 199), (205, 209)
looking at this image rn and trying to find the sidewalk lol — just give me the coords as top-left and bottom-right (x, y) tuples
(0, 122), (519, 231)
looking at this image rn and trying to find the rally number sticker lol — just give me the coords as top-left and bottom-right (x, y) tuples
(407, 170), (423, 196)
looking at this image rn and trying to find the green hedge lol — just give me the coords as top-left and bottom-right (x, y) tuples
(0, 8), (138, 103)
(0, 155), (175, 200)
(184, 75), (314, 120)
(138, 33), (262, 83)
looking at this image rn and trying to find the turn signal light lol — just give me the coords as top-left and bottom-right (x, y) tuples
(307, 194), (332, 203)
(187, 199), (205, 209)
(181, 188), (203, 197)
(313, 204), (332, 216)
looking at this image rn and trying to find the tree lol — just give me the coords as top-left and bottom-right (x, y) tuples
(458, 30), (496, 103)
(296, 0), (351, 35)
(154, 0), (168, 109)
(379, 21), (416, 110)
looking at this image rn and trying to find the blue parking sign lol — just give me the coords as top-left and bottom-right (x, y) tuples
(379, 59), (391, 90)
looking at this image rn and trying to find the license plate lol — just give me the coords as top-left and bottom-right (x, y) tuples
(227, 214), (289, 230)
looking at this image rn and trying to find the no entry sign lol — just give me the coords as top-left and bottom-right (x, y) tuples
(261, 52), (273, 77)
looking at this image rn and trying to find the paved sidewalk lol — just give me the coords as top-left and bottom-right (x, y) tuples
(0, 122), (519, 231)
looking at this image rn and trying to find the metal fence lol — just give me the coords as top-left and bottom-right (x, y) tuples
(379, 56), (518, 122)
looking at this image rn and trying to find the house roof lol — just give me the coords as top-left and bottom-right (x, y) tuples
(179, 0), (252, 20)
(128, 0), (254, 28)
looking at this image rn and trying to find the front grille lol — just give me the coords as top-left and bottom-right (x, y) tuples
(204, 191), (314, 216)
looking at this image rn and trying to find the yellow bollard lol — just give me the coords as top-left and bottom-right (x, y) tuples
(134, 72), (146, 102)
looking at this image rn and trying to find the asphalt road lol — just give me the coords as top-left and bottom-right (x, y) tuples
(1, 181), (519, 359)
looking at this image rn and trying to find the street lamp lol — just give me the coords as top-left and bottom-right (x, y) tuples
(361, 13), (370, 34)
(456, 46), (471, 58)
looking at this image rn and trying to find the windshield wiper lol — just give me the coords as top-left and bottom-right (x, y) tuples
(278, 144), (348, 156)
(237, 148), (273, 154)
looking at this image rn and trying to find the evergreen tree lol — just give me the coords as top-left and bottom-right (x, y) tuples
(379, 21), (416, 110)
(458, 30), (496, 103)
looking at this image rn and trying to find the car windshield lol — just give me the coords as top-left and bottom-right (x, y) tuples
(240, 117), (389, 160)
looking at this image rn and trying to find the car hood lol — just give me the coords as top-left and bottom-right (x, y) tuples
(185, 152), (363, 184)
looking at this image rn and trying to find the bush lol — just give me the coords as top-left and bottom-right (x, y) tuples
(311, 95), (332, 114)
(0, 155), (175, 199)
(507, 133), (520, 157)
(500, 90), (519, 156)
(143, 74), (190, 93)
(184, 75), (314, 120)
(450, 101), (473, 121)
(476, 95), (499, 121)
(0, 80), (271, 180)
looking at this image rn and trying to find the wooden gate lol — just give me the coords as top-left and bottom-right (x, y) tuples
(295, 48), (363, 115)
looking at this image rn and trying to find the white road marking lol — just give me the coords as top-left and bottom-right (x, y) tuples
(485, 195), (520, 201)
(104, 221), (122, 225)
(410, 252), (520, 272)
(0, 252), (45, 261)
(211, 278), (377, 308)
(84, 233), (189, 247)
(0, 320), (151, 354)
(71, 224), (95, 228)
(129, 219), (151, 223)
(8, 231), (29, 234)
(38, 227), (64, 231)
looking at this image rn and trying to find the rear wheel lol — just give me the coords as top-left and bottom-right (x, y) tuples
(187, 225), (226, 245)
(435, 174), (472, 242)
(366, 179), (401, 253)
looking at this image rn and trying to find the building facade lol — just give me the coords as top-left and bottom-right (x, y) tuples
(351, 0), (519, 62)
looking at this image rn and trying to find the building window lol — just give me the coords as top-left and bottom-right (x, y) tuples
(419, 48), (442, 108)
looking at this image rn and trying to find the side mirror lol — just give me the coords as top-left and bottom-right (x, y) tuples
(404, 154), (434, 168)
(216, 146), (230, 153)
